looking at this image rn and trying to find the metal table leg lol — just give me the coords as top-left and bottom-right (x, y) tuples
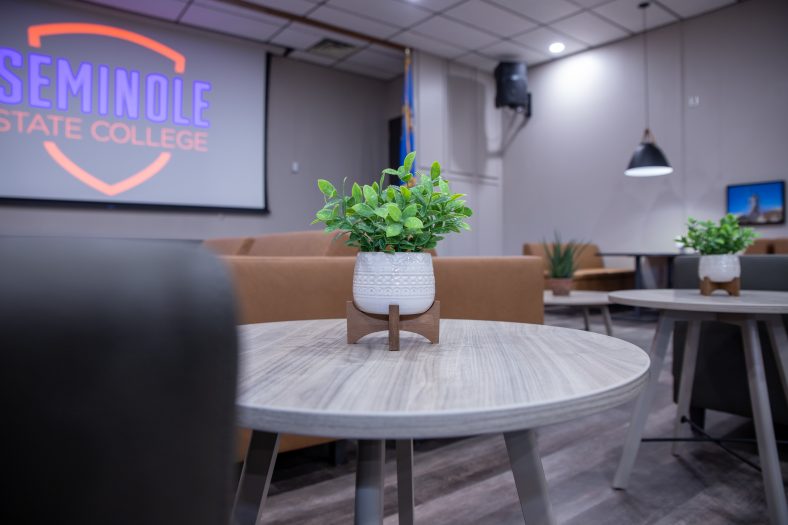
(355, 439), (385, 525)
(232, 431), (280, 525)
(504, 429), (555, 525)
(602, 306), (614, 336)
(765, 316), (788, 405)
(740, 319), (788, 524)
(582, 308), (591, 331)
(671, 320), (701, 455)
(396, 440), (415, 525)
(613, 314), (674, 489)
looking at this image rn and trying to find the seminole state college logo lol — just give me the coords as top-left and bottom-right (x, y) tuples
(0, 23), (211, 196)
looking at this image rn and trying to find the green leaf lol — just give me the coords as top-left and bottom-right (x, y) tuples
(387, 187), (396, 202)
(317, 179), (336, 197)
(403, 151), (416, 173)
(404, 217), (423, 229)
(352, 203), (375, 217)
(387, 204), (402, 221)
(430, 161), (441, 179)
(402, 204), (417, 219)
(382, 168), (399, 176)
(315, 208), (333, 221)
(386, 223), (403, 237)
(374, 206), (389, 219)
(352, 182), (362, 203)
(363, 185), (378, 206)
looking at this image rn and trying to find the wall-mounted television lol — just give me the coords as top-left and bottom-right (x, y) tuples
(0, 0), (268, 212)
(726, 180), (785, 226)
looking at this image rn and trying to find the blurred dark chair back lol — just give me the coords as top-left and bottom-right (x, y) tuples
(672, 255), (788, 426)
(1, 237), (238, 525)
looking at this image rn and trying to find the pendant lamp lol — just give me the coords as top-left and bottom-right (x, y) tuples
(625, 2), (673, 177)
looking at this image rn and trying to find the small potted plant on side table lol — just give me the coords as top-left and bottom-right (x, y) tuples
(676, 213), (757, 296)
(313, 151), (472, 330)
(543, 232), (587, 296)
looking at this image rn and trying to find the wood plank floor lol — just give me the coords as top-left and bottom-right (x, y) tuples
(255, 308), (787, 524)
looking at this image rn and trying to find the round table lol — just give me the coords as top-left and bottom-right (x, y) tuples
(543, 290), (613, 335)
(609, 289), (788, 525)
(233, 318), (649, 525)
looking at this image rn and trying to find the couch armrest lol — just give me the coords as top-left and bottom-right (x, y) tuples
(434, 256), (543, 324)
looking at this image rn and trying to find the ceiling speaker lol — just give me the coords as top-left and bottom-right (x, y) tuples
(494, 61), (530, 115)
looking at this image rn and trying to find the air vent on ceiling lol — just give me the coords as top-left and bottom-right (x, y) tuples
(308, 38), (357, 59)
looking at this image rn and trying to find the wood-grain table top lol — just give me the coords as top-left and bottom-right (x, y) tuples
(236, 319), (649, 439)
(543, 290), (610, 306)
(609, 289), (788, 314)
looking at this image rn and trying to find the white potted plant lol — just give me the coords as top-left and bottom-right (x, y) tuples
(676, 213), (757, 286)
(312, 151), (472, 315)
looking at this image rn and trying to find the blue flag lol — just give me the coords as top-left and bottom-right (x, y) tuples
(400, 48), (415, 179)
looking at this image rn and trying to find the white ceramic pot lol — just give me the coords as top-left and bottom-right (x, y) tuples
(353, 252), (435, 315)
(698, 254), (740, 283)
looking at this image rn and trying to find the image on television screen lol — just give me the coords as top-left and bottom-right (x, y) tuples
(726, 180), (785, 225)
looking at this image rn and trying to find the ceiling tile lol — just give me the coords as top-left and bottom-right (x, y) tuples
(389, 31), (466, 58)
(593, 0), (677, 32)
(486, 0), (581, 24)
(333, 60), (397, 79)
(280, 21), (371, 48)
(513, 27), (587, 56)
(308, 5), (402, 39)
(410, 15), (499, 50)
(181, 4), (285, 41)
(343, 47), (404, 73)
(87, 0), (187, 20)
(444, 0), (536, 37)
(269, 24), (324, 50)
(288, 50), (338, 66)
(326, 0), (432, 27)
(367, 43), (407, 58)
(193, 0), (285, 25)
(391, 0), (467, 12)
(453, 52), (498, 71)
(244, 0), (318, 16)
(550, 11), (629, 46)
(479, 39), (549, 64)
(568, 0), (614, 7)
(658, 0), (735, 19)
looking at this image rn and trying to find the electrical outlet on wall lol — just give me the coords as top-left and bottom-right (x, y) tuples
(291, 161), (300, 174)
(688, 96), (700, 108)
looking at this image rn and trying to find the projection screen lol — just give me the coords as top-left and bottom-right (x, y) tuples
(0, 0), (267, 211)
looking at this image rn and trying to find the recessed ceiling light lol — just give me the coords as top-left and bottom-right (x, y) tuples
(548, 42), (565, 54)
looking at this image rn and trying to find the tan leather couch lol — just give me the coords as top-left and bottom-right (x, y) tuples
(743, 237), (788, 255)
(209, 231), (545, 459)
(523, 242), (635, 292)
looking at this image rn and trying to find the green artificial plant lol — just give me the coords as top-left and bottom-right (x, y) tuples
(543, 232), (588, 279)
(676, 214), (757, 255)
(312, 152), (472, 253)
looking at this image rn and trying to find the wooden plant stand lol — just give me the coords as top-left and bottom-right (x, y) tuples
(346, 301), (440, 351)
(700, 277), (740, 296)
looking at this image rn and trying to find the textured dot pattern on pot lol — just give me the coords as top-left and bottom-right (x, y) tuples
(698, 254), (741, 283)
(353, 252), (435, 315)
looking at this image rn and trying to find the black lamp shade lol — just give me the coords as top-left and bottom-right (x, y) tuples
(625, 141), (673, 177)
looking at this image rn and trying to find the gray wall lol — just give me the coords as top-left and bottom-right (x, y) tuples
(0, 56), (389, 239)
(414, 52), (504, 256)
(503, 0), (788, 259)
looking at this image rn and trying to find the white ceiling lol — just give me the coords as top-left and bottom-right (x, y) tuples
(81, 0), (738, 80)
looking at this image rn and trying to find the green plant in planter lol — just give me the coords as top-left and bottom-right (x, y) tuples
(312, 152), (472, 252)
(676, 214), (757, 254)
(543, 232), (587, 278)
